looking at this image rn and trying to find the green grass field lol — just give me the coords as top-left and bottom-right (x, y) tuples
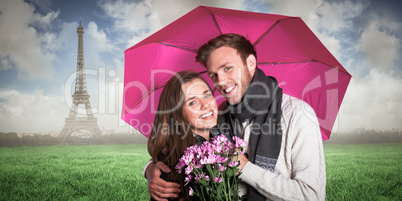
(324, 143), (401, 200)
(0, 143), (400, 200)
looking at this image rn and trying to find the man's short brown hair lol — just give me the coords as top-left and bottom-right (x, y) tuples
(196, 33), (257, 67)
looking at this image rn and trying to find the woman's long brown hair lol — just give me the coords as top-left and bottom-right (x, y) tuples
(147, 71), (209, 200)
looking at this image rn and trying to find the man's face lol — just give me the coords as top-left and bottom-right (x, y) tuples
(206, 46), (253, 105)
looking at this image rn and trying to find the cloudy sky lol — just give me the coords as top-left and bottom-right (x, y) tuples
(0, 0), (401, 134)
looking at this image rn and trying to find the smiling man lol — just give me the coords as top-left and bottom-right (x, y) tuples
(205, 45), (254, 105)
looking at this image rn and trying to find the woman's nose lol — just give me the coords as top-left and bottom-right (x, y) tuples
(200, 99), (210, 110)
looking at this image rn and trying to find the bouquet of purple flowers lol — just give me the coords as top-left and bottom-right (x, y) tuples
(175, 134), (247, 201)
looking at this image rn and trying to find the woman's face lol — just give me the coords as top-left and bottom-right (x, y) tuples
(181, 78), (218, 132)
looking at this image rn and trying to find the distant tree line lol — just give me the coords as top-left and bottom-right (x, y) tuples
(324, 130), (402, 144)
(0, 132), (148, 147)
(1, 130), (401, 147)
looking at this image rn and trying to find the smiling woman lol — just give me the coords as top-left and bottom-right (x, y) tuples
(181, 77), (218, 139)
(147, 71), (219, 200)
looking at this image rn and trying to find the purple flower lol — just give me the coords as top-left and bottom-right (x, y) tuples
(175, 160), (186, 173)
(212, 143), (223, 153)
(184, 175), (192, 186)
(189, 187), (193, 196)
(214, 176), (223, 183)
(228, 161), (239, 167)
(212, 135), (228, 145)
(219, 164), (226, 172)
(200, 152), (218, 164)
(233, 136), (247, 149)
(193, 160), (202, 169)
(183, 147), (195, 163)
(175, 134), (243, 199)
(216, 155), (229, 164)
(195, 172), (205, 181)
(185, 165), (193, 175)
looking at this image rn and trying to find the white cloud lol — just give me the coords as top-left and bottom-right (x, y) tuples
(0, 0), (59, 80)
(0, 89), (68, 132)
(102, 0), (152, 35)
(339, 12), (402, 130)
(261, 0), (370, 62)
(340, 68), (402, 130)
(84, 21), (117, 68)
(100, 0), (246, 48)
(32, 7), (59, 28)
(316, 0), (368, 33)
(50, 22), (77, 52)
(356, 19), (401, 72)
(264, 0), (368, 32)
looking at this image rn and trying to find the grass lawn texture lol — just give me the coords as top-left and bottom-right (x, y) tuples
(0, 143), (400, 200)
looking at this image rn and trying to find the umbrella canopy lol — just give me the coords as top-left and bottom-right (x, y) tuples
(122, 6), (351, 140)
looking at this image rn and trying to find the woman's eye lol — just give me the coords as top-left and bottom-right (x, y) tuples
(210, 74), (217, 79)
(205, 94), (211, 98)
(189, 101), (196, 106)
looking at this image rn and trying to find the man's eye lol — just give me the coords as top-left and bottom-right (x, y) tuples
(225, 67), (232, 71)
(210, 74), (217, 79)
(205, 94), (211, 98)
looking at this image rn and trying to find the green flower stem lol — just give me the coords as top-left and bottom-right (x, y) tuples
(225, 169), (230, 201)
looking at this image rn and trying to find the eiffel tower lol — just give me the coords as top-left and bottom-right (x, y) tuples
(60, 19), (102, 144)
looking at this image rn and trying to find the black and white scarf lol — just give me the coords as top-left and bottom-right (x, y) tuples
(218, 68), (283, 201)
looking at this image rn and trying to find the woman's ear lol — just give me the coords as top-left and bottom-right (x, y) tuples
(246, 54), (257, 73)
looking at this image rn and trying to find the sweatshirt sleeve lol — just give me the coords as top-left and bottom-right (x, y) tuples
(239, 102), (326, 201)
(142, 158), (154, 178)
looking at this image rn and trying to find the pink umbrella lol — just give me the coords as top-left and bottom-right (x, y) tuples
(122, 6), (351, 140)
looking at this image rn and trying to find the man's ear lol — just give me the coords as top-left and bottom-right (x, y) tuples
(246, 54), (257, 73)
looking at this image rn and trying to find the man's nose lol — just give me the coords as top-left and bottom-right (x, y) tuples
(215, 73), (227, 86)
